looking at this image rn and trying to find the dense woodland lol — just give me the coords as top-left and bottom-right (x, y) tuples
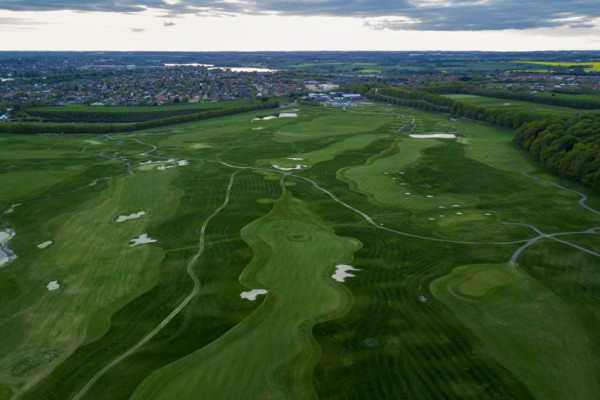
(515, 114), (600, 191)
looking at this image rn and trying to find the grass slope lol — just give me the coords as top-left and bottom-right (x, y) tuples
(430, 263), (600, 400)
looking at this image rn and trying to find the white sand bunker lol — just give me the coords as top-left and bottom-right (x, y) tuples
(409, 133), (456, 139)
(177, 160), (190, 166)
(272, 164), (309, 171)
(252, 127), (264, 131)
(287, 157), (304, 161)
(157, 165), (175, 171)
(190, 143), (211, 149)
(279, 113), (298, 118)
(0, 229), (16, 268)
(37, 241), (53, 249)
(129, 234), (157, 247)
(116, 211), (146, 223)
(485, 213), (493, 216)
(240, 289), (268, 301)
(427, 195), (434, 198)
(332, 264), (361, 282)
(252, 116), (277, 121)
(46, 281), (60, 291)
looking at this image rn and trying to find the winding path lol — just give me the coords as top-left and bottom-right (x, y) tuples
(72, 172), (238, 400)
(504, 222), (600, 263)
(525, 174), (600, 215)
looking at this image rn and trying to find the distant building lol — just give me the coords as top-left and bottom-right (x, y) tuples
(0, 114), (8, 122)
(307, 93), (330, 101)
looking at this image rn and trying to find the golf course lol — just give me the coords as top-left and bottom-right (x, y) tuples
(0, 100), (599, 399)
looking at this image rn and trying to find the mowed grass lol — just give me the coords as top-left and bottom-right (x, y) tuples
(1, 102), (600, 400)
(444, 94), (588, 115)
(0, 169), (183, 394)
(130, 189), (360, 400)
(431, 263), (600, 400)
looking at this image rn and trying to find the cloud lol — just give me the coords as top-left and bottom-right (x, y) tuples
(130, 27), (146, 32)
(0, 16), (37, 25)
(163, 20), (176, 26)
(1, 0), (600, 30)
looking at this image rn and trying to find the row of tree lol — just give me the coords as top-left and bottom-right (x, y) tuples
(25, 106), (232, 123)
(514, 114), (600, 191)
(365, 86), (545, 129)
(0, 101), (279, 134)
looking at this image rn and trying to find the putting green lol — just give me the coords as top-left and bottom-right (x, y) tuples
(431, 263), (600, 400)
(130, 188), (361, 399)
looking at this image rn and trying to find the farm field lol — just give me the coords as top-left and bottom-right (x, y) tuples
(443, 94), (590, 115)
(0, 102), (599, 400)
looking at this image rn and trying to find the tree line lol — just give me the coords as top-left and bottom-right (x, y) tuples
(514, 114), (600, 191)
(26, 106), (233, 123)
(0, 101), (279, 134)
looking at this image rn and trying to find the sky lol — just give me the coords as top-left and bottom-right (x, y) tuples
(1, 0), (599, 51)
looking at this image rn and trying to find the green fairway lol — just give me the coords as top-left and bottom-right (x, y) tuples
(130, 189), (360, 399)
(444, 94), (588, 115)
(1, 102), (599, 400)
(431, 263), (600, 400)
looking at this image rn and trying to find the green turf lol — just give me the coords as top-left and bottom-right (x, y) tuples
(1, 102), (599, 400)
(431, 263), (600, 400)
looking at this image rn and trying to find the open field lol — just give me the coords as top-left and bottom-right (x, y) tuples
(512, 60), (600, 72)
(0, 102), (599, 399)
(443, 94), (589, 115)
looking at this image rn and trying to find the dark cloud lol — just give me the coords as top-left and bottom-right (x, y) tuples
(1, 0), (599, 30)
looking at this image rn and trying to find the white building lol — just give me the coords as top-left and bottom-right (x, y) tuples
(0, 114), (8, 122)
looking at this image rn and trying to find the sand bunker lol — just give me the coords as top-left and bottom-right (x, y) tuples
(456, 212), (464, 215)
(272, 164), (309, 171)
(332, 264), (361, 282)
(279, 113), (298, 118)
(157, 165), (175, 171)
(116, 211), (146, 223)
(0, 229), (16, 268)
(287, 157), (304, 161)
(409, 133), (456, 139)
(190, 143), (211, 149)
(83, 140), (102, 145)
(129, 234), (157, 247)
(419, 295), (428, 303)
(37, 241), (53, 249)
(252, 116), (277, 121)
(240, 289), (268, 301)
(427, 195), (434, 198)
(252, 127), (264, 131)
(485, 213), (493, 216)
(405, 192), (411, 195)
(46, 281), (60, 291)
(177, 160), (190, 166)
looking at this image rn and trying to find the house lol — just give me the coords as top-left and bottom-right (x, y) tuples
(0, 114), (8, 122)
